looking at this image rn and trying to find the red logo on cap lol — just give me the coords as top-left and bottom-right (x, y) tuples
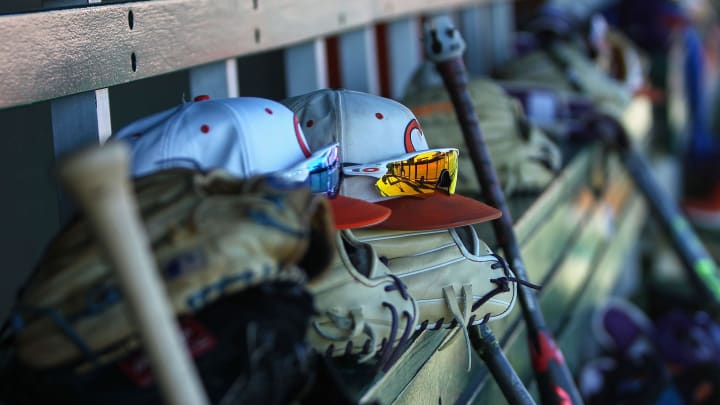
(294, 115), (311, 157)
(404, 119), (423, 153)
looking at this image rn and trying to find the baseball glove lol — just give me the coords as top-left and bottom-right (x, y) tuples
(307, 230), (418, 373)
(495, 41), (633, 123)
(0, 169), (336, 404)
(402, 64), (562, 196)
(351, 225), (519, 370)
(496, 39), (653, 145)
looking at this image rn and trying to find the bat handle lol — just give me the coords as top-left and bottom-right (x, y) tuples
(471, 325), (537, 405)
(423, 15), (584, 405)
(60, 143), (209, 405)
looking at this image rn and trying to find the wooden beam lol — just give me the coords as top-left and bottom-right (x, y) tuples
(0, 0), (504, 108)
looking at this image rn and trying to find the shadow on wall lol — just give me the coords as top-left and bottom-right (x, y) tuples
(236, 49), (288, 100)
(110, 70), (191, 132)
(0, 102), (58, 320)
(108, 48), (287, 134)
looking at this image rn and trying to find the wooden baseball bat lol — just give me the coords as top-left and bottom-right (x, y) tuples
(419, 16), (537, 405)
(59, 142), (209, 405)
(424, 16), (583, 405)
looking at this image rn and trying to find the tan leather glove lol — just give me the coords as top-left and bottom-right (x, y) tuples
(14, 169), (335, 369)
(350, 225), (518, 370)
(307, 230), (418, 370)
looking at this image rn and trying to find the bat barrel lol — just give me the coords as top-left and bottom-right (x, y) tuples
(59, 143), (210, 405)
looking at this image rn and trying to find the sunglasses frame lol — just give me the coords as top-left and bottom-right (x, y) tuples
(275, 142), (341, 197)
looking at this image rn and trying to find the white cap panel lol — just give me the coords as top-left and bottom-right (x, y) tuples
(283, 89), (430, 203)
(113, 97), (310, 179)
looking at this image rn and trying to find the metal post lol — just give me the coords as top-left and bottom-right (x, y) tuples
(284, 39), (329, 97)
(49, 0), (112, 225)
(189, 59), (240, 99)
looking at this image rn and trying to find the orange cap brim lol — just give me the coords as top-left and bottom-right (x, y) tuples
(329, 195), (392, 229)
(373, 193), (501, 230)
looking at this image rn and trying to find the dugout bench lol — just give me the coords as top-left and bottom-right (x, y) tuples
(0, 0), (645, 403)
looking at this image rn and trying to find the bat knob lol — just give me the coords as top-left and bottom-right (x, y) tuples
(423, 16), (466, 62)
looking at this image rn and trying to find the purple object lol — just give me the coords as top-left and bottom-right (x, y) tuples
(654, 310), (720, 368)
(592, 298), (655, 358)
(607, 0), (687, 53)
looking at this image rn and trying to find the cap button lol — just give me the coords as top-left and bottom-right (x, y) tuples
(193, 95), (210, 102)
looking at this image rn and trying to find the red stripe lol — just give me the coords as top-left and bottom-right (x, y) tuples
(294, 115), (311, 157)
(326, 36), (341, 88)
(375, 23), (391, 97)
(530, 331), (565, 373)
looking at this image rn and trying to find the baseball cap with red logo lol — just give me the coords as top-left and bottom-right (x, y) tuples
(112, 95), (390, 229)
(282, 89), (501, 230)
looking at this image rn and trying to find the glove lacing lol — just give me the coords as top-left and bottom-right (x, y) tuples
(438, 284), (474, 371)
(419, 254), (541, 371)
(313, 275), (415, 372)
(313, 308), (378, 363)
